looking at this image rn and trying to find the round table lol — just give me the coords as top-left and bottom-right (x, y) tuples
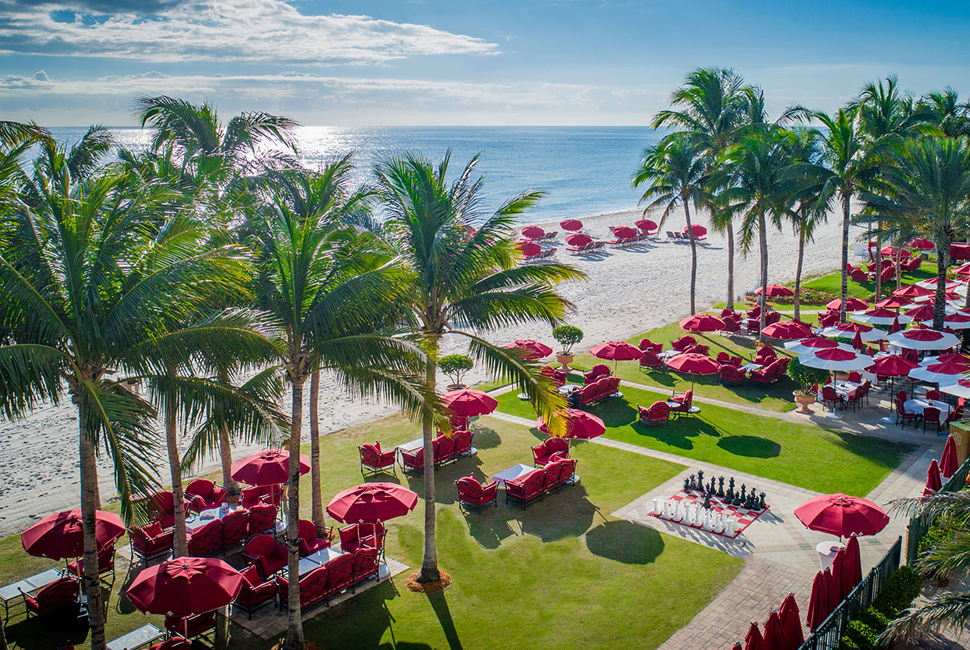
(903, 398), (951, 419)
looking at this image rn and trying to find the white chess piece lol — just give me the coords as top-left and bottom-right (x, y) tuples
(713, 513), (725, 534)
(692, 508), (705, 527)
(725, 516), (738, 536)
(674, 501), (685, 522)
(703, 511), (715, 531)
(652, 498), (662, 515)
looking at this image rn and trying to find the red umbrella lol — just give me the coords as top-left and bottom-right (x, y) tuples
(876, 296), (911, 310)
(827, 297), (869, 311)
(635, 218), (657, 232)
(679, 314), (725, 333)
(881, 245), (910, 257)
(744, 621), (764, 650)
(894, 284), (934, 299)
(909, 238), (934, 250)
(871, 354), (918, 376)
(755, 285), (794, 298)
(326, 482), (418, 524)
(833, 548), (853, 599)
(231, 449), (309, 486)
(733, 644), (743, 650)
(784, 336), (839, 355)
(537, 409), (606, 440)
(955, 262), (970, 276)
(762, 320), (812, 340)
(780, 593), (804, 649)
(823, 567), (841, 613)
(442, 389), (498, 417)
(612, 226), (637, 239)
(666, 352), (720, 389)
(517, 240), (541, 257)
(825, 321), (873, 335)
(21, 509), (125, 560)
(565, 232), (592, 247)
(505, 339), (553, 360)
(904, 304), (935, 321)
(762, 610), (785, 650)
(521, 225), (545, 239)
(127, 557), (243, 618)
(889, 316), (902, 334)
(560, 219), (583, 231)
(684, 224), (707, 237)
(590, 340), (643, 373)
(851, 331), (864, 351)
(844, 535), (863, 588)
(806, 571), (829, 631)
(925, 458), (943, 495)
(941, 435), (959, 478)
(794, 494), (889, 538)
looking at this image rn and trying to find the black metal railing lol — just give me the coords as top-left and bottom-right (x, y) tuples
(797, 536), (901, 650)
(906, 455), (970, 565)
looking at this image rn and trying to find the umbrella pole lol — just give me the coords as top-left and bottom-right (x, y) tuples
(882, 376), (896, 424)
(825, 371), (843, 420)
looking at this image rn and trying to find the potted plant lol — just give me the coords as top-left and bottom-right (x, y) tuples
(788, 356), (829, 414)
(552, 325), (583, 370)
(439, 354), (474, 390)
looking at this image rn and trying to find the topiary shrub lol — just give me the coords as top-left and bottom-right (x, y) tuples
(552, 325), (584, 356)
(439, 354), (473, 387)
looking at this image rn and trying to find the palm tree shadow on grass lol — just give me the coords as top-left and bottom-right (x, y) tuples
(6, 607), (89, 649)
(463, 486), (597, 549)
(302, 579), (403, 649)
(427, 591), (463, 650)
(402, 454), (487, 507)
(715, 435), (781, 458)
(585, 520), (665, 564)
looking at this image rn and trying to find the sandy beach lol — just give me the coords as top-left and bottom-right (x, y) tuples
(0, 204), (861, 537)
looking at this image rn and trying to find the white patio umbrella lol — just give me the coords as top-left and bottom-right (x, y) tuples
(940, 377), (970, 399)
(908, 360), (970, 384)
(919, 312), (970, 330)
(850, 309), (913, 326)
(800, 348), (875, 420)
(820, 324), (887, 342)
(887, 328), (961, 351)
(784, 337), (854, 355)
(916, 278), (961, 291)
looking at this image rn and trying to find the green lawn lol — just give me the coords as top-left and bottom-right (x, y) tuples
(2, 415), (743, 650)
(803, 262), (936, 301)
(494, 385), (909, 497)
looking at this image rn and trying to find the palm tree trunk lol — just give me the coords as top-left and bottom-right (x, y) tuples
(684, 201), (697, 315)
(285, 377), (305, 650)
(840, 195), (851, 323)
(758, 213), (768, 339)
(218, 422), (235, 489)
(934, 240), (948, 331)
(165, 393), (188, 558)
(309, 367), (324, 532)
(874, 230), (883, 301)
(419, 335), (440, 583)
(79, 404), (107, 650)
(726, 221), (735, 311)
(794, 228), (805, 322)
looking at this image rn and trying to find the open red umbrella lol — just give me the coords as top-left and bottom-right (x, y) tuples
(127, 557), (243, 618)
(941, 435), (959, 478)
(827, 297), (869, 311)
(784, 336), (840, 355)
(21, 509), (125, 560)
(756, 285), (794, 298)
(844, 535), (863, 588)
(537, 409), (606, 440)
(909, 237), (935, 250)
(780, 593), (804, 649)
(517, 240), (541, 257)
(521, 226), (545, 239)
(679, 314), (725, 333)
(684, 224), (707, 237)
(871, 354), (919, 422)
(894, 284), (934, 299)
(635, 218), (657, 232)
(762, 320), (812, 340)
(590, 340), (643, 373)
(876, 296), (911, 310)
(560, 219), (583, 232)
(612, 226), (637, 239)
(442, 389), (498, 417)
(666, 352), (720, 389)
(806, 571), (829, 631)
(326, 482), (418, 524)
(744, 621), (764, 650)
(795, 494), (889, 538)
(924, 458), (943, 496)
(956, 262), (970, 276)
(505, 339), (553, 360)
(762, 610), (785, 650)
(889, 327), (960, 351)
(231, 450), (309, 486)
(565, 232), (592, 247)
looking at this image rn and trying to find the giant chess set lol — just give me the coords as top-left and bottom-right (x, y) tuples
(648, 471), (770, 539)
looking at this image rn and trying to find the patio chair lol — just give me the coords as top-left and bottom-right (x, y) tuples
(455, 476), (498, 513)
(668, 390), (694, 417)
(540, 365), (567, 387)
(452, 430), (475, 456)
(765, 311), (781, 326)
(234, 566), (277, 619)
(684, 344), (709, 356)
(860, 380), (872, 405)
(339, 522), (386, 554)
(946, 403), (964, 427)
(844, 388), (862, 412)
(849, 268), (869, 283)
(165, 611), (216, 641)
(149, 638), (192, 650)
(248, 502), (279, 536)
(399, 446), (425, 474)
(895, 399), (919, 427)
(754, 346), (777, 364)
(926, 389), (941, 401)
(638, 338), (662, 354)
(671, 335), (696, 352)
(896, 390), (908, 402)
(240, 484), (283, 510)
(276, 564), (327, 610)
(66, 544), (115, 584)
(128, 522), (174, 565)
(847, 371), (862, 383)
(923, 407), (943, 433)
(505, 468), (546, 507)
(639, 350), (663, 370)
(242, 534), (288, 580)
(532, 437), (569, 466)
(638, 401), (670, 425)
(297, 519), (332, 557)
(584, 364), (611, 385)
(359, 441), (397, 476)
(716, 352), (732, 365)
(221, 509), (250, 548)
(719, 364), (746, 385)
(22, 577), (80, 619)
(352, 548), (382, 585)
(721, 316), (741, 333)
(186, 519), (224, 557)
(139, 490), (188, 529)
(821, 386), (843, 412)
(184, 479), (228, 512)
(433, 435), (456, 465)
(666, 231), (676, 240)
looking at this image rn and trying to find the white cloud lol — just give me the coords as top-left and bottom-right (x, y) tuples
(0, 0), (498, 64)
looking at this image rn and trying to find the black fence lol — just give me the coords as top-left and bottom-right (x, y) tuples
(797, 536), (901, 650)
(906, 454), (970, 565)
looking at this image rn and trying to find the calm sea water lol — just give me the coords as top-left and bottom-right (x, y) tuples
(48, 126), (663, 224)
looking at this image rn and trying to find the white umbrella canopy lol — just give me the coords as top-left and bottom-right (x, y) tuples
(784, 338), (854, 355)
(887, 328), (961, 351)
(799, 349), (876, 372)
(908, 360), (969, 384)
(850, 309), (913, 326)
(820, 325), (887, 342)
(940, 378), (970, 399)
(916, 278), (962, 291)
(919, 312), (970, 330)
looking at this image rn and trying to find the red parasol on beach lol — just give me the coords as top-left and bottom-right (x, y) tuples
(845, 534), (863, 588)
(761, 610), (786, 650)
(231, 450), (309, 486)
(635, 218), (657, 232)
(560, 219), (583, 231)
(22, 509), (125, 560)
(505, 338), (553, 360)
(442, 389), (498, 417)
(941, 435), (959, 478)
(679, 314), (725, 333)
(827, 297), (869, 311)
(684, 224), (707, 237)
(806, 571), (829, 631)
(326, 482), (418, 524)
(924, 459), (943, 496)
(612, 226), (637, 239)
(517, 240), (541, 257)
(565, 232), (592, 247)
(909, 238), (935, 250)
(744, 621), (764, 650)
(755, 285), (794, 297)
(521, 226), (545, 239)
(795, 494), (889, 538)
(876, 296), (911, 310)
(780, 593), (804, 649)
(537, 409), (606, 440)
(762, 320), (812, 340)
(127, 557), (243, 618)
(894, 284), (934, 299)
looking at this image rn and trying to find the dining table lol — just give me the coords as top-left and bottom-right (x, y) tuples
(184, 505), (246, 533)
(826, 380), (861, 398)
(904, 398), (951, 419)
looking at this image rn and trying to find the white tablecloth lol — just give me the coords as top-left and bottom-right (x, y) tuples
(904, 398), (951, 419)
(492, 463), (538, 487)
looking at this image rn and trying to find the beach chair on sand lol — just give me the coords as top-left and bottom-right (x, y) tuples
(666, 231), (676, 240)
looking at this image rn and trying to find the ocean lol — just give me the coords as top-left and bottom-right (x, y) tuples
(47, 126), (663, 224)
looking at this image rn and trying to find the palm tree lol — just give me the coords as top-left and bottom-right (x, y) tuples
(373, 151), (584, 583)
(921, 88), (970, 138)
(862, 137), (970, 329)
(0, 136), (248, 650)
(246, 161), (425, 650)
(653, 68), (748, 310)
(634, 134), (708, 315)
(719, 131), (796, 334)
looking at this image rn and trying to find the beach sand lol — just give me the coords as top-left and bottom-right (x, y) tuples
(0, 205), (861, 537)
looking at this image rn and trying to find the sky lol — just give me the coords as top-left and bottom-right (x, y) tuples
(1, 0), (970, 126)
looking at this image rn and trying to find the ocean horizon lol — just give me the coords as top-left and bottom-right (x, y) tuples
(47, 126), (664, 224)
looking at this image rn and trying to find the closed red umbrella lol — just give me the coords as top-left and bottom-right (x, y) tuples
(894, 284), (934, 299)
(851, 331), (864, 351)
(679, 314), (725, 333)
(666, 352), (721, 390)
(635, 218), (657, 232)
(521, 226), (545, 239)
(744, 621), (764, 650)
(833, 548), (854, 599)
(889, 316), (902, 334)
(876, 296), (911, 310)
(612, 226), (637, 239)
(823, 567), (841, 613)
(780, 593), (804, 649)
(326, 482), (418, 524)
(845, 535), (863, 587)
(537, 409), (606, 440)
(941, 435), (959, 478)
(505, 339), (553, 360)
(560, 219), (583, 231)
(827, 297), (869, 311)
(925, 458), (943, 495)
(762, 320), (812, 340)
(806, 571), (829, 631)
(21, 509), (125, 560)
(127, 557), (243, 618)
(565, 232), (592, 247)
(761, 610), (785, 650)
(794, 494), (889, 538)
(442, 389), (498, 417)
(756, 285), (794, 298)
(909, 238), (934, 250)
(231, 449), (309, 486)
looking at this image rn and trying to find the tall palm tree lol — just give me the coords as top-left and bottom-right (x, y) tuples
(862, 137), (970, 329)
(0, 137), (248, 650)
(653, 68), (748, 310)
(373, 151), (584, 583)
(921, 88), (970, 138)
(634, 134), (708, 315)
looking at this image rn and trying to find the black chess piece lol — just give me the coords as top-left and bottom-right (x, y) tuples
(702, 493), (711, 509)
(740, 484), (746, 499)
(733, 489), (743, 507)
(726, 487), (734, 503)
(697, 470), (705, 487)
(758, 492), (767, 511)
(717, 476), (725, 498)
(728, 476), (735, 491)
(684, 477), (691, 493)
(688, 474), (696, 491)
(708, 478), (716, 495)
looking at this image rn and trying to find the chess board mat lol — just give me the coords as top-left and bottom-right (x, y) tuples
(648, 490), (769, 539)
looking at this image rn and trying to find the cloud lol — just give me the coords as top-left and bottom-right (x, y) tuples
(0, 0), (498, 64)
(11, 0), (181, 13)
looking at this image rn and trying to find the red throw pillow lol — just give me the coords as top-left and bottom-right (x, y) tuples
(144, 521), (163, 537)
(242, 565), (262, 586)
(271, 544), (288, 560)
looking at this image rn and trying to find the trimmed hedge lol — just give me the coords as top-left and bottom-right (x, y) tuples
(838, 566), (921, 650)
